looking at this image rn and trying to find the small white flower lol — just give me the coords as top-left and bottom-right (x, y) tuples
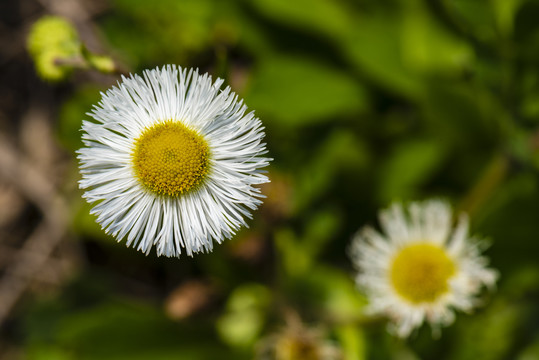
(78, 65), (270, 257)
(349, 200), (498, 338)
(256, 313), (342, 360)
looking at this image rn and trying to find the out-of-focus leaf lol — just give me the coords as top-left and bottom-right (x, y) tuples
(274, 209), (341, 278)
(102, 0), (233, 67)
(450, 300), (523, 360)
(491, 0), (524, 37)
(377, 139), (446, 203)
(304, 265), (366, 321)
(26, 346), (72, 360)
(477, 173), (537, 227)
(449, 267), (539, 360)
(303, 209), (341, 259)
(25, 299), (239, 360)
(216, 284), (271, 349)
(521, 92), (539, 119)
(341, 13), (425, 99)
(400, 0), (474, 75)
(478, 178), (539, 271)
(294, 130), (369, 211)
(514, 2), (539, 73)
(245, 55), (368, 127)
(247, 0), (353, 38)
(71, 197), (111, 241)
(58, 85), (103, 153)
(517, 335), (539, 360)
(335, 325), (366, 360)
(275, 228), (310, 277)
(420, 82), (500, 146)
(442, 0), (497, 43)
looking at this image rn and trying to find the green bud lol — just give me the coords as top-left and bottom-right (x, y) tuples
(82, 48), (116, 74)
(27, 16), (81, 81)
(27, 16), (80, 56)
(35, 50), (73, 82)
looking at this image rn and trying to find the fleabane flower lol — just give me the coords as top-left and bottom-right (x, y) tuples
(256, 314), (342, 360)
(78, 65), (270, 257)
(349, 200), (498, 338)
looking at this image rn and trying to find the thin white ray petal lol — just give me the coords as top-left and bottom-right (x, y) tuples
(78, 65), (270, 257)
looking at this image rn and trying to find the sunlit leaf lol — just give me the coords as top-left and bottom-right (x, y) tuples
(245, 55), (368, 127)
(216, 284), (271, 349)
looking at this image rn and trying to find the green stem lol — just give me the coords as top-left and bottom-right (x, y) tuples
(457, 153), (509, 217)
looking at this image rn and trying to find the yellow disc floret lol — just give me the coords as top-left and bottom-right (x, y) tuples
(390, 243), (456, 304)
(132, 120), (210, 197)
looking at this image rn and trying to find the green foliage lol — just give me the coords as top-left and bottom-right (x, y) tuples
(335, 325), (366, 360)
(102, 0), (229, 68)
(19, 0), (539, 359)
(448, 267), (539, 360)
(24, 296), (238, 360)
(216, 284), (272, 349)
(245, 55), (368, 127)
(58, 85), (104, 153)
(377, 139), (447, 203)
(247, 0), (354, 39)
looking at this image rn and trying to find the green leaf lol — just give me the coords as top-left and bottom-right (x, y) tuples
(341, 13), (425, 99)
(377, 139), (447, 203)
(293, 130), (370, 211)
(335, 325), (366, 360)
(216, 284), (271, 349)
(102, 0), (224, 67)
(400, 0), (474, 75)
(274, 209), (341, 278)
(442, 0), (497, 43)
(306, 265), (366, 321)
(275, 228), (311, 277)
(448, 268), (538, 360)
(491, 0), (524, 37)
(245, 55), (368, 127)
(57, 85), (103, 153)
(517, 335), (539, 360)
(25, 299), (238, 360)
(247, 0), (353, 38)
(26, 345), (73, 360)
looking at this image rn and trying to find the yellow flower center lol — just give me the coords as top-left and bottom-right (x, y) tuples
(132, 120), (210, 197)
(390, 243), (456, 304)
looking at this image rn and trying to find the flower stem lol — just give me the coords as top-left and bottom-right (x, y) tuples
(458, 153), (509, 218)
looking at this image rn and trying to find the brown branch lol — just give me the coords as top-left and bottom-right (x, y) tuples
(0, 135), (69, 323)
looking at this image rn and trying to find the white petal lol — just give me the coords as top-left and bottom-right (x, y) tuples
(78, 65), (271, 257)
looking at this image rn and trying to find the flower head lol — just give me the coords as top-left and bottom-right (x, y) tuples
(256, 313), (342, 360)
(78, 65), (270, 257)
(349, 200), (498, 338)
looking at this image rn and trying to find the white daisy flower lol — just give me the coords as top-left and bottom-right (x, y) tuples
(256, 312), (342, 360)
(349, 200), (498, 338)
(78, 65), (271, 257)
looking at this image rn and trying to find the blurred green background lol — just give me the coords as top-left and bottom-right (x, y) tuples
(2, 0), (539, 359)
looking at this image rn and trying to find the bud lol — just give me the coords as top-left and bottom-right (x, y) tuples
(86, 54), (115, 73)
(27, 16), (81, 81)
(34, 49), (73, 81)
(81, 46), (116, 74)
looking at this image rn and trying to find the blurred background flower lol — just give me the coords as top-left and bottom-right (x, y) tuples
(1, 0), (539, 359)
(349, 200), (498, 338)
